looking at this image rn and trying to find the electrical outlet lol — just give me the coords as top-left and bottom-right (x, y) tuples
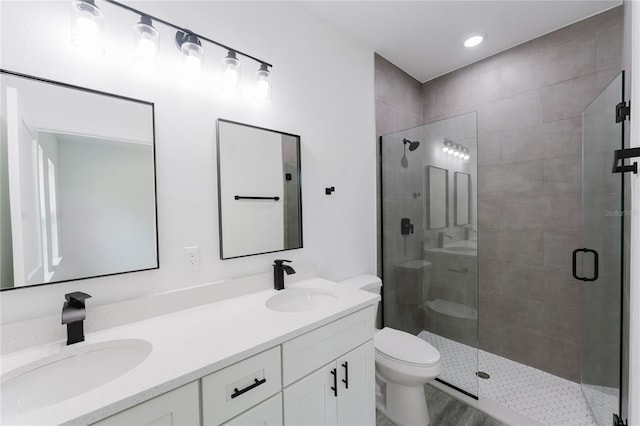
(184, 246), (200, 270)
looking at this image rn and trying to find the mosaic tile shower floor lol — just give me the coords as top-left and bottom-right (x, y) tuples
(418, 331), (615, 426)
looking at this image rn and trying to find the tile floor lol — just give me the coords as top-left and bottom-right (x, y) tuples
(376, 384), (505, 426)
(418, 331), (612, 426)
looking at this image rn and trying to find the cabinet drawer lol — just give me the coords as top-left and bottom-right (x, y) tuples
(202, 346), (281, 425)
(222, 392), (283, 426)
(282, 306), (376, 386)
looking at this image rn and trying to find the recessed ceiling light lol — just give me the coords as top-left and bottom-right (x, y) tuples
(464, 34), (485, 48)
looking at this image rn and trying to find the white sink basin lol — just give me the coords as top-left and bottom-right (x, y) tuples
(266, 288), (337, 312)
(1, 339), (152, 417)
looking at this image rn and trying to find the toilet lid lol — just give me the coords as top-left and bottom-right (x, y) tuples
(375, 327), (440, 367)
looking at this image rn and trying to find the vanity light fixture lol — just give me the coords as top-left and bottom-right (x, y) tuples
(222, 50), (241, 91)
(70, 0), (105, 54)
(73, 0), (274, 98)
(133, 16), (160, 69)
(176, 31), (204, 79)
(464, 34), (485, 48)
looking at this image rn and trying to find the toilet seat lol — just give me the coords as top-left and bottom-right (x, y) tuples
(375, 327), (440, 367)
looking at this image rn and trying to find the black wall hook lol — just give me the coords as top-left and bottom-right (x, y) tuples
(325, 186), (335, 195)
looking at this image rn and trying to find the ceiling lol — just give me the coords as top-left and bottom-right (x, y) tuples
(301, 1), (622, 83)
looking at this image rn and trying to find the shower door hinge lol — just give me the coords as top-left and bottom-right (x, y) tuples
(612, 147), (640, 174)
(616, 101), (630, 123)
(613, 414), (627, 426)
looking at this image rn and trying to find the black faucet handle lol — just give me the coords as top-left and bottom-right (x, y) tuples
(274, 259), (292, 266)
(65, 292), (92, 307)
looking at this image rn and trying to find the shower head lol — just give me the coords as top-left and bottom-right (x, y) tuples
(403, 138), (420, 151)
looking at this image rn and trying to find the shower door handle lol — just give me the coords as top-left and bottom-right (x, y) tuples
(572, 248), (599, 282)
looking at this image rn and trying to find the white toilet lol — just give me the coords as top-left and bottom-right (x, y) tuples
(340, 275), (442, 426)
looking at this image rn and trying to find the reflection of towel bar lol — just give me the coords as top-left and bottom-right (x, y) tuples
(234, 196), (280, 201)
(447, 267), (469, 273)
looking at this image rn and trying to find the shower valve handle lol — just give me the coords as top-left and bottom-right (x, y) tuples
(401, 218), (414, 235)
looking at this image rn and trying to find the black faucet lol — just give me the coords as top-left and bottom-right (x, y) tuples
(61, 292), (92, 345)
(273, 259), (295, 290)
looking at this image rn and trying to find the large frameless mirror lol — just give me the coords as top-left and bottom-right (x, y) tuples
(0, 70), (158, 291)
(217, 119), (302, 259)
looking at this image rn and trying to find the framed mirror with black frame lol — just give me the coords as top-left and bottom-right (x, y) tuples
(217, 119), (302, 259)
(0, 70), (159, 291)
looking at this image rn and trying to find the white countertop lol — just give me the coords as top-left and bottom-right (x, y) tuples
(1, 277), (379, 425)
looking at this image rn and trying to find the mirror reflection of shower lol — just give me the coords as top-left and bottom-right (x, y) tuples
(401, 138), (420, 167)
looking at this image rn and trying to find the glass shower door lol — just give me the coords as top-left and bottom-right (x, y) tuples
(380, 112), (478, 398)
(580, 72), (624, 426)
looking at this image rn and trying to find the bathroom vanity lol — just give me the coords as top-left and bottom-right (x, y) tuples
(0, 278), (378, 425)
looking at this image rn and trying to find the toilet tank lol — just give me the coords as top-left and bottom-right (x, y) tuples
(395, 260), (432, 305)
(339, 275), (383, 328)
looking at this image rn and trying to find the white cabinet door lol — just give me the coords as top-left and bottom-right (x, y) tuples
(223, 393), (283, 426)
(283, 362), (337, 426)
(336, 340), (375, 426)
(283, 340), (375, 426)
(92, 382), (199, 426)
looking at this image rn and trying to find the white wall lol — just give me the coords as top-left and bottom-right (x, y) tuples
(0, 1), (376, 323)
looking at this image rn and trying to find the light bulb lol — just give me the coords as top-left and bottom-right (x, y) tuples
(184, 52), (201, 77)
(464, 154), (470, 161)
(78, 16), (98, 39)
(454, 151), (460, 157)
(134, 16), (159, 69)
(256, 79), (269, 100)
(442, 146), (449, 153)
(71, 0), (104, 54)
(178, 33), (203, 79)
(224, 68), (238, 87)
(138, 38), (156, 57)
(447, 148), (454, 154)
(222, 51), (240, 92)
(255, 63), (271, 101)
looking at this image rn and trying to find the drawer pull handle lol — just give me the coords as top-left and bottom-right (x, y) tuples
(330, 368), (338, 397)
(231, 378), (266, 399)
(342, 362), (349, 389)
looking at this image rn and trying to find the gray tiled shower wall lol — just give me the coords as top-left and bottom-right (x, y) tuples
(375, 6), (623, 382)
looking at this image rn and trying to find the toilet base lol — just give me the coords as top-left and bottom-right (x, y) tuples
(376, 374), (430, 426)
